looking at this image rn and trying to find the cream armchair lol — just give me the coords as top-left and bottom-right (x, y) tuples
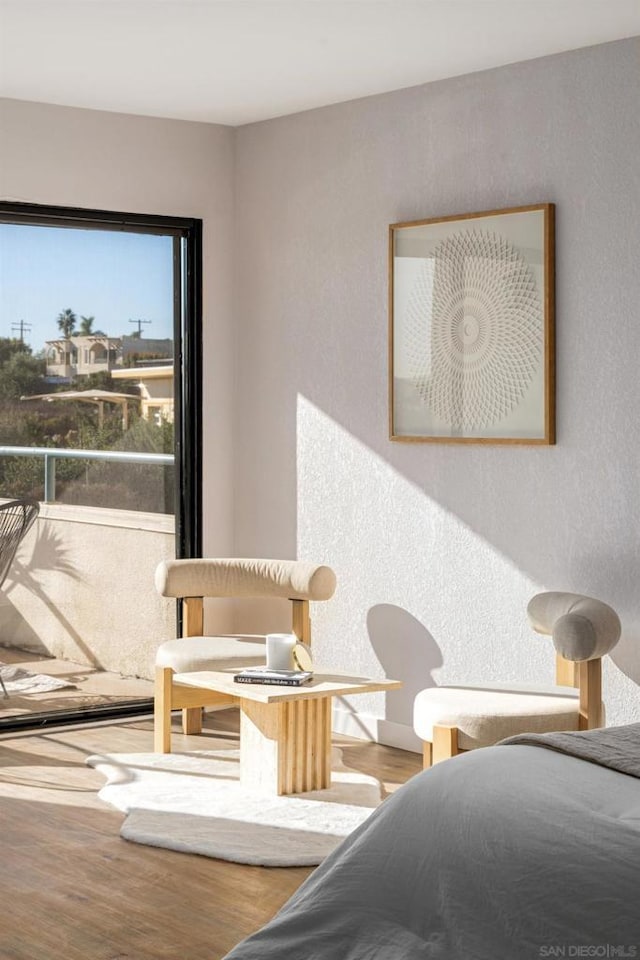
(413, 592), (621, 768)
(154, 557), (336, 752)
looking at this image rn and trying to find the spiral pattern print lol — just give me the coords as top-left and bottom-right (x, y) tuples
(403, 229), (542, 430)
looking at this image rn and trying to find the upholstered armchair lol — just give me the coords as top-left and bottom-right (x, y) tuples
(413, 591), (621, 768)
(153, 557), (336, 752)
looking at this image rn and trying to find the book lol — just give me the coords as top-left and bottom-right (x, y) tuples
(233, 667), (313, 686)
(238, 666), (305, 678)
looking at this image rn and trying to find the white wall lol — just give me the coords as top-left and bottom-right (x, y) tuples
(234, 38), (640, 749)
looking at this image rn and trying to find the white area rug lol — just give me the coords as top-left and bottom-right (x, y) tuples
(0, 665), (77, 695)
(87, 747), (382, 866)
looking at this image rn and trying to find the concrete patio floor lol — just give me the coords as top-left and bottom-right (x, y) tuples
(0, 645), (153, 720)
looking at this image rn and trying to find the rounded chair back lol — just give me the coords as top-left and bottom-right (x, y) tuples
(527, 591), (621, 662)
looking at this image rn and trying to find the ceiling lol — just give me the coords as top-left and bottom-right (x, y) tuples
(1, 1), (639, 126)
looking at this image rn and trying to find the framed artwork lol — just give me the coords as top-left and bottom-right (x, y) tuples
(389, 203), (555, 444)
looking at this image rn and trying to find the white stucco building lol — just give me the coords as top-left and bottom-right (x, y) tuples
(111, 364), (174, 424)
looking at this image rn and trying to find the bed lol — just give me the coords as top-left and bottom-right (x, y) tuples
(222, 724), (640, 959)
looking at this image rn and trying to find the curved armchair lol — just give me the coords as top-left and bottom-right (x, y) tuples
(0, 497), (40, 697)
(154, 558), (337, 752)
(413, 591), (621, 768)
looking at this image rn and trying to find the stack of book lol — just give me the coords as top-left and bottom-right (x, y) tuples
(233, 666), (313, 686)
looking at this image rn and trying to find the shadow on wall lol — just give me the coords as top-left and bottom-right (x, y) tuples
(0, 521), (101, 666)
(5, 522), (83, 592)
(367, 603), (442, 729)
(0, 598), (45, 653)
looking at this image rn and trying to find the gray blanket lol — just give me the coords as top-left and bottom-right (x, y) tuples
(500, 721), (640, 778)
(222, 725), (640, 959)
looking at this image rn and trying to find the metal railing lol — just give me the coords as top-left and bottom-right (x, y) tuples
(0, 445), (174, 503)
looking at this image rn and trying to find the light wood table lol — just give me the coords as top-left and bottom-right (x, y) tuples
(172, 669), (402, 796)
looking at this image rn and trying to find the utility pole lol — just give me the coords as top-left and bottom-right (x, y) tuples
(129, 318), (152, 338)
(11, 319), (32, 343)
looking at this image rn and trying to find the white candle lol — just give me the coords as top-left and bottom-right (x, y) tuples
(266, 633), (297, 671)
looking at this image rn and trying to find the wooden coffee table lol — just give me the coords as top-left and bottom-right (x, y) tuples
(172, 669), (402, 796)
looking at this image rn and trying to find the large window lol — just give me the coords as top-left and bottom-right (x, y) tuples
(0, 202), (202, 730)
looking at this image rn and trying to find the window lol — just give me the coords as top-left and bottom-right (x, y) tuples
(0, 201), (202, 731)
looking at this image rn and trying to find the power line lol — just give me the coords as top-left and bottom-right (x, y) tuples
(11, 319), (32, 343)
(129, 318), (152, 337)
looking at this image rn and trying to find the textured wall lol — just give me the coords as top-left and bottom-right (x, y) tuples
(234, 38), (640, 748)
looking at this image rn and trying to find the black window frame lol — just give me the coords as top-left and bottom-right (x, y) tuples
(0, 200), (202, 730)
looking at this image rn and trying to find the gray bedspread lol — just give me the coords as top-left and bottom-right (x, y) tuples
(222, 725), (640, 959)
(501, 721), (640, 779)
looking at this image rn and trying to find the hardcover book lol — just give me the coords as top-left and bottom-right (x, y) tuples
(233, 667), (313, 686)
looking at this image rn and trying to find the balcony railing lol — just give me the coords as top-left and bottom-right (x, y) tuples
(0, 444), (174, 503)
(0, 459), (176, 689)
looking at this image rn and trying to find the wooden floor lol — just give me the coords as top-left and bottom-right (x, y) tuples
(0, 708), (421, 960)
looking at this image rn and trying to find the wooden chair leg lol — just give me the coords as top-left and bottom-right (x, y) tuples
(432, 724), (459, 764)
(291, 599), (311, 645)
(578, 658), (602, 730)
(178, 596), (205, 737)
(154, 666), (174, 753)
(422, 740), (433, 769)
(182, 706), (203, 735)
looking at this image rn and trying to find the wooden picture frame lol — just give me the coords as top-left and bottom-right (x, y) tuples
(389, 203), (555, 444)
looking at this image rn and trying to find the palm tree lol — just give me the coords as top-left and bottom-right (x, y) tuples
(79, 315), (95, 335)
(56, 308), (77, 339)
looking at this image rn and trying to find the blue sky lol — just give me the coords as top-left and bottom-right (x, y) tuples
(0, 224), (174, 353)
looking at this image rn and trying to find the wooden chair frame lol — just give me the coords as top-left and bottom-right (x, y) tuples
(154, 596), (311, 753)
(422, 653), (603, 769)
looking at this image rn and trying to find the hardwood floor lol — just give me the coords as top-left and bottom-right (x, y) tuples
(0, 709), (421, 960)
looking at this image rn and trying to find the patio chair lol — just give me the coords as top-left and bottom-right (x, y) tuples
(0, 497), (40, 698)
